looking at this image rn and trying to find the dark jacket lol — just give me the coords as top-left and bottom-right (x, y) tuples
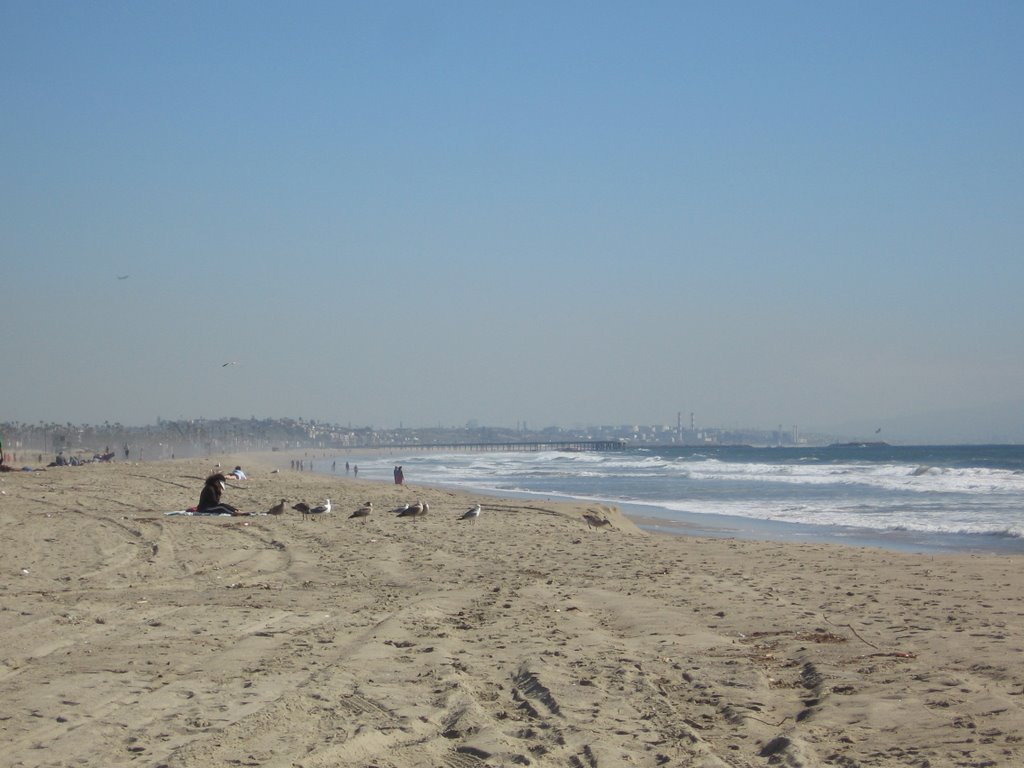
(197, 474), (226, 512)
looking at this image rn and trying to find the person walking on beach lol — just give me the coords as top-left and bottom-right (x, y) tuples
(396, 466), (404, 485)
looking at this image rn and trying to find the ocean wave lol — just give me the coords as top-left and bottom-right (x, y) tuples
(676, 460), (1024, 496)
(325, 447), (1024, 548)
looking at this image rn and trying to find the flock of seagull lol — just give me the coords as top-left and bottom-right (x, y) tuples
(263, 498), (483, 523)
(261, 498), (610, 530)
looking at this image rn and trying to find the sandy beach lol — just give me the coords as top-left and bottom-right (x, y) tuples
(2, 453), (1023, 768)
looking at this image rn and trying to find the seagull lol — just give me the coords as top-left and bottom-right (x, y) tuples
(459, 503), (482, 522)
(116, 274), (130, 280)
(267, 499), (286, 516)
(390, 503), (411, 515)
(583, 512), (612, 530)
(397, 500), (426, 520)
(396, 501), (421, 516)
(307, 499), (332, 521)
(292, 501), (311, 519)
(222, 361), (239, 367)
(349, 501), (372, 521)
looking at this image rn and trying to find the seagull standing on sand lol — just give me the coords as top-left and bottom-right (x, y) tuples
(349, 501), (372, 521)
(267, 499), (286, 516)
(398, 500), (427, 520)
(293, 501), (311, 519)
(307, 499), (332, 521)
(390, 503), (411, 515)
(459, 503), (482, 522)
(397, 501), (422, 517)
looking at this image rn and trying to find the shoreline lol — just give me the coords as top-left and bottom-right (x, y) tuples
(303, 449), (1024, 556)
(3, 453), (1024, 766)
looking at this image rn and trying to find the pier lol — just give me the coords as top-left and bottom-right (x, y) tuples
(376, 440), (627, 453)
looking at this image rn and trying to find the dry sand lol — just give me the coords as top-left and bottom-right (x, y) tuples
(2, 453), (1023, 767)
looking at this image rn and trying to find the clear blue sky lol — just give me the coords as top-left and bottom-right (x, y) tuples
(3, 1), (1022, 441)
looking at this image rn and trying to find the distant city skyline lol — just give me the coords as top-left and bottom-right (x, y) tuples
(3, 3), (1022, 445)
(4, 401), (1022, 447)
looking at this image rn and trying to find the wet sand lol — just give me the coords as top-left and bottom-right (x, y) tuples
(2, 452), (1023, 767)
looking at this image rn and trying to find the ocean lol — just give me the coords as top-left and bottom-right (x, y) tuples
(326, 444), (1024, 554)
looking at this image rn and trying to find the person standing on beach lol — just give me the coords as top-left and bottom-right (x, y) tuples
(396, 466), (404, 485)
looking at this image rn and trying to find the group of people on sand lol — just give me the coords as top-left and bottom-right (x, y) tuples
(0, 433), (118, 471)
(49, 450), (116, 467)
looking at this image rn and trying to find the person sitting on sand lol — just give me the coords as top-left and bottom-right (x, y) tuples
(197, 472), (247, 515)
(229, 466), (247, 480)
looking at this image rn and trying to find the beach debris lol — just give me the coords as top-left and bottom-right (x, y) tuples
(795, 631), (845, 644)
(459, 503), (482, 522)
(823, 615), (880, 649)
(858, 651), (917, 660)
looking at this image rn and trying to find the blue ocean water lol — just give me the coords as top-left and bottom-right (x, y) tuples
(330, 444), (1024, 554)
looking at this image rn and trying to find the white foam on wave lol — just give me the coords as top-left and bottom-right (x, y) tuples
(676, 459), (1024, 496)
(628, 497), (1024, 538)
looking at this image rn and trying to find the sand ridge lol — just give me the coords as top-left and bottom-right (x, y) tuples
(1, 454), (1023, 767)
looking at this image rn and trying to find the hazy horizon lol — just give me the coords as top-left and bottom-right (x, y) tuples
(3, 3), (1022, 445)
(5, 402), (1023, 447)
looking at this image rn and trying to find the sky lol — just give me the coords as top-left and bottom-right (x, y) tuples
(2, 1), (1022, 442)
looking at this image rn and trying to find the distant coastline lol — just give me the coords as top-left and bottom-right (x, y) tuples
(0, 416), (855, 463)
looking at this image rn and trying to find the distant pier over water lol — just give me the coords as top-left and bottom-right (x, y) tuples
(377, 440), (627, 453)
